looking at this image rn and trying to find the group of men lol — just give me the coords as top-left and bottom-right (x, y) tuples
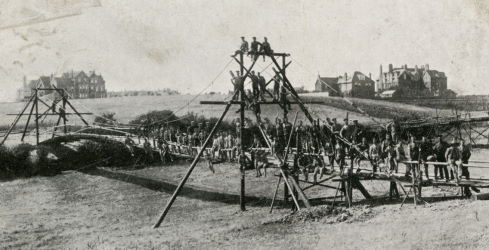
(229, 67), (284, 105)
(233, 36), (273, 61)
(124, 114), (478, 196)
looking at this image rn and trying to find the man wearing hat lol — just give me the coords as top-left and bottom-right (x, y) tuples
(260, 37), (272, 61)
(249, 37), (261, 61)
(419, 136), (433, 180)
(445, 138), (461, 182)
(233, 36), (248, 57)
(332, 118), (342, 133)
(250, 71), (260, 100)
(460, 140), (480, 195)
(340, 118), (352, 140)
(350, 119), (363, 142)
(257, 72), (266, 101)
(433, 135), (449, 180)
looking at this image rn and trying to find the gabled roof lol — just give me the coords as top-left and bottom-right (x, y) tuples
(28, 76), (52, 89)
(424, 70), (446, 78)
(54, 77), (74, 87)
(39, 76), (51, 84)
(338, 71), (373, 84)
(317, 77), (338, 85)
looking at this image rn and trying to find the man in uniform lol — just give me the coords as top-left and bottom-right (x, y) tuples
(233, 36), (248, 57)
(295, 120), (305, 154)
(331, 118), (342, 133)
(406, 135), (419, 177)
(260, 37), (272, 61)
(143, 138), (153, 163)
(340, 118), (352, 140)
(249, 37), (261, 61)
(445, 139), (461, 182)
(250, 71), (260, 101)
(369, 137), (381, 174)
(419, 136), (433, 180)
(257, 72), (267, 101)
(273, 75), (281, 101)
(354, 137), (369, 172)
(275, 118), (285, 157)
(230, 71), (239, 100)
(433, 135), (449, 180)
(334, 141), (346, 172)
(187, 121), (197, 136)
(460, 140), (479, 195)
(280, 84), (290, 110)
(283, 117), (293, 148)
(350, 120), (363, 142)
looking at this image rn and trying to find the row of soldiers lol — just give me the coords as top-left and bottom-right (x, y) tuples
(126, 116), (478, 196)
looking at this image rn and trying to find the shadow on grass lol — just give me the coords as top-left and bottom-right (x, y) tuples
(81, 167), (480, 210)
(81, 167), (280, 207)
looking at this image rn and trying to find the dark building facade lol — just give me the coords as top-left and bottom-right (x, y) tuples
(337, 71), (375, 98)
(314, 75), (340, 96)
(17, 70), (107, 101)
(377, 64), (448, 97)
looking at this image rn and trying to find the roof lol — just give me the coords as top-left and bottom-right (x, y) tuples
(317, 77), (338, 85)
(54, 77), (74, 87)
(27, 76), (52, 89)
(425, 70), (446, 78)
(338, 71), (374, 84)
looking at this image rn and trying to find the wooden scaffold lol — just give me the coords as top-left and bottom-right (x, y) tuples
(1, 86), (91, 146)
(152, 48), (373, 228)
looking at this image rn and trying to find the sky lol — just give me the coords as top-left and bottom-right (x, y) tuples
(0, 0), (489, 102)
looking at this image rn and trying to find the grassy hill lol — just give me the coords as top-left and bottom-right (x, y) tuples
(1, 94), (464, 133)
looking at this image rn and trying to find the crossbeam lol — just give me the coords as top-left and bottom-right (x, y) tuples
(200, 100), (324, 105)
(7, 112), (93, 116)
(232, 52), (290, 57)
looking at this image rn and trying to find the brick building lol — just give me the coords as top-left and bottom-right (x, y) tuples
(17, 70), (107, 101)
(337, 71), (375, 98)
(377, 64), (447, 98)
(314, 75), (340, 96)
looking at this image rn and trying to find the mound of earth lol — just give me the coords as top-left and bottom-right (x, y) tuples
(265, 205), (375, 224)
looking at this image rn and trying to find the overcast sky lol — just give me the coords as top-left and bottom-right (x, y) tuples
(0, 0), (489, 102)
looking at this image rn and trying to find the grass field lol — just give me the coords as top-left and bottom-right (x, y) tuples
(3, 94), (489, 249)
(0, 93), (463, 129)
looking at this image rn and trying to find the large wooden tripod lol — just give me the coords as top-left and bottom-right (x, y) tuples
(1, 87), (91, 146)
(153, 49), (366, 228)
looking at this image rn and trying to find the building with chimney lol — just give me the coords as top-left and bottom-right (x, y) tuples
(337, 71), (375, 98)
(376, 64), (448, 98)
(17, 70), (107, 101)
(314, 75), (340, 96)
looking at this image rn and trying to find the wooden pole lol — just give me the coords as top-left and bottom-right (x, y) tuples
(269, 175), (282, 213)
(153, 102), (233, 228)
(239, 52), (246, 211)
(53, 88), (89, 126)
(0, 94), (35, 145)
(21, 99), (36, 142)
(34, 89), (40, 145)
(62, 90), (67, 134)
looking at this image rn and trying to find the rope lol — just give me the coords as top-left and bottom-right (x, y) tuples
(138, 57), (235, 127)
(289, 55), (385, 127)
